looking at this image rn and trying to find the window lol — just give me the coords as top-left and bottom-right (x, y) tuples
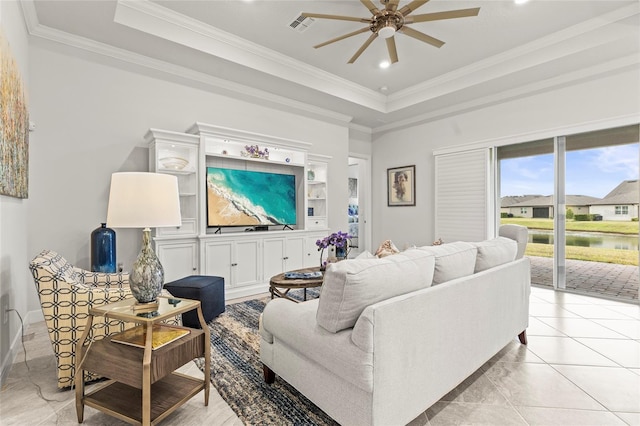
(520, 208), (527, 214)
(615, 205), (629, 215)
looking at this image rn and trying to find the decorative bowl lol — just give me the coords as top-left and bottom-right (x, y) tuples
(159, 156), (189, 170)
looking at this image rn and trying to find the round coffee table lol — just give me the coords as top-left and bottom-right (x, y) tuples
(269, 266), (323, 303)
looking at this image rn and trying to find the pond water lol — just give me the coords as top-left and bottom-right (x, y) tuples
(530, 230), (639, 251)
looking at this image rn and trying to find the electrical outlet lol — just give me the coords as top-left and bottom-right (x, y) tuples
(1, 294), (9, 326)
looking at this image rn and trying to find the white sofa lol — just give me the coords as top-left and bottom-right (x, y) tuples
(259, 225), (530, 426)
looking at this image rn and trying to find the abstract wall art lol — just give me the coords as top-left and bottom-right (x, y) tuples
(0, 30), (29, 199)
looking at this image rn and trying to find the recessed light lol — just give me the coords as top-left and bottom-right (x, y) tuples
(379, 86), (388, 92)
(514, 0), (529, 4)
(379, 61), (390, 69)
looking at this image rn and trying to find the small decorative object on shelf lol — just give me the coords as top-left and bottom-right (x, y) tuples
(432, 238), (444, 246)
(307, 169), (315, 181)
(159, 156), (189, 170)
(241, 144), (269, 159)
(316, 231), (352, 270)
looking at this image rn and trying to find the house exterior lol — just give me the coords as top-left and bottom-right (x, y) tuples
(589, 180), (639, 221)
(503, 195), (600, 219)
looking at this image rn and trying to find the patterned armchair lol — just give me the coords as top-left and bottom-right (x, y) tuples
(29, 250), (135, 389)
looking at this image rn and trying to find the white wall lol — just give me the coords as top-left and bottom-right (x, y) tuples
(0, 0), (31, 385)
(27, 39), (353, 311)
(372, 69), (640, 249)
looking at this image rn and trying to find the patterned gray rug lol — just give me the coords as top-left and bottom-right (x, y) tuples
(196, 290), (338, 425)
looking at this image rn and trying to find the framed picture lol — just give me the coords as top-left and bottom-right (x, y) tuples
(387, 165), (415, 206)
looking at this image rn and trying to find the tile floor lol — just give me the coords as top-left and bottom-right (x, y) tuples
(1, 286), (639, 425)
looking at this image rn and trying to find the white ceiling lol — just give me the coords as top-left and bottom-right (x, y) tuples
(23, 0), (640, 132)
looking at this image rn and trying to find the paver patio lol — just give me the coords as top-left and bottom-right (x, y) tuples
(529, 255), (638, 302)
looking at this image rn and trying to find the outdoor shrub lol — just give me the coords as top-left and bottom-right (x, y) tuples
(566, 208), (574, 219)
(501, 212), (509, 218)
(574, 214), (592, 221)
(632, 217), (638, 222)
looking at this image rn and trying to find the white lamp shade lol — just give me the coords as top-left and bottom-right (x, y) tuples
(106, 172), (182, 228)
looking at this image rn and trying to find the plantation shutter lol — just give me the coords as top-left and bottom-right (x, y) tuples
(435, 149), (490, 242)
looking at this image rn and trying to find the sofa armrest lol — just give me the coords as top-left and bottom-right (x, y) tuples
(361, 258), (531, 425)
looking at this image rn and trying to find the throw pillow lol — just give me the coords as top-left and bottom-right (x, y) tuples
(415, 241), (477, 285)
(471, 237), (517, 272)
(374, 239), (400, 258)
(355, 251), (376, 259)
(316, 249), (435, 333)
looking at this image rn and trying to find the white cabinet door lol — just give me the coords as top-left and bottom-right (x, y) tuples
(304, 234), (325, 268)
(156, 241), (198, 283)
(263, 238), (285, 281)
(285, 236), (305, 271)
(233, 239), (261, 288)
(203, 241), (232, 288)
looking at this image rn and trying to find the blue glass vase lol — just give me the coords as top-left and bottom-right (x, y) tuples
(91, 223), (116, 273)
(335, 246), (347, 260)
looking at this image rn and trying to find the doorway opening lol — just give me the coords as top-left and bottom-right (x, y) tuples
(348, 155), (371, 257)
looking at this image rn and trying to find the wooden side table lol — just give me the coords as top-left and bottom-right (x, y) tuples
(75, 296), (210, 426)
(269, 267), (324, 302)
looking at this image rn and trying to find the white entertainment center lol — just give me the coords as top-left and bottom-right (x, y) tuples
(147, 123), (331, 300)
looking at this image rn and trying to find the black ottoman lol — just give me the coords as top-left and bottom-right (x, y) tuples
(164, 275), (225, 328)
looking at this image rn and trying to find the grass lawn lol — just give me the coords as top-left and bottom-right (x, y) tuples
(501, 218), (639, 235)
(526, 243), (639, 266)
(502, 218), (639, 265)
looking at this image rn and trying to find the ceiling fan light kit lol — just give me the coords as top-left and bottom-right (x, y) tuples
(302, 0), (480, 64)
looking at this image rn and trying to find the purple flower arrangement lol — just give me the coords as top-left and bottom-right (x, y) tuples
(242, 144), (269, 160)
(316, 231), (352, 269)
(316, 231), (352, 250)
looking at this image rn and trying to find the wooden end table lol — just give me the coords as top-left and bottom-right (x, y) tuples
(269, 266), (324, 302)
(75, 296), (210, 426)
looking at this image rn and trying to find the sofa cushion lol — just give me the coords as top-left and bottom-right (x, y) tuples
(471, 237), (518, 272)
(316, 249), (435, 333)
(415, 242), (477, 285)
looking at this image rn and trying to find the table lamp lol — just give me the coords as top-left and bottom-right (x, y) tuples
(106, 172), (181, 305)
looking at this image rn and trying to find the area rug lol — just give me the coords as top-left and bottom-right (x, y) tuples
(196, 290), (338, 425)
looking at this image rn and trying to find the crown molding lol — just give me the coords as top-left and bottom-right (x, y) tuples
(114, 0), (387, 112)
(21, 9), (353, 126)
(374, 54), (640, 135)
(387, 2), (640, 113)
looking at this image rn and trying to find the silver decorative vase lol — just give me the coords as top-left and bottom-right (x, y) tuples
(130, 229), (164, 303)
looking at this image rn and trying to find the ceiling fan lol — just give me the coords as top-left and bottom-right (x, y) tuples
(302, 0), (480, 64)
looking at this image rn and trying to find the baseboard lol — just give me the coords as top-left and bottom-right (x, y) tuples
(0, 308), (45, 388)
(225, 283), (270, 302)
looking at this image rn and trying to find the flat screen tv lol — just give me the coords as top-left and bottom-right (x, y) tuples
(206, 167), (297, 228)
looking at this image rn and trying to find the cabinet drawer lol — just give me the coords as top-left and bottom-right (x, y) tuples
(157, 219), (196, 236)
(307, 217), (326, 230)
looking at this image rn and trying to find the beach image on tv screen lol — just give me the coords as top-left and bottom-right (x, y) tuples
(207, 167), (296, 227)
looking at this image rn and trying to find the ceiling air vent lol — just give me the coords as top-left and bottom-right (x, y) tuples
(288, 14), (315, 33)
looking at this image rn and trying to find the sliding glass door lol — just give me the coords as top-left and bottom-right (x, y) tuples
(498, 125), (639, 301)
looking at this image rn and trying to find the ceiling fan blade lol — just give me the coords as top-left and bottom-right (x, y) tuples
(385, 0), (400, 12)
(398, 0), (430, 17)
(301, 12), (371, 23)
(404, 8), (480, 24)
(398, 26), (444, 48)
(348, 33), (378, 64)
(314, 27), (371, 49)
(386, 37), (399, 63)
(360, 0), (381, 15)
